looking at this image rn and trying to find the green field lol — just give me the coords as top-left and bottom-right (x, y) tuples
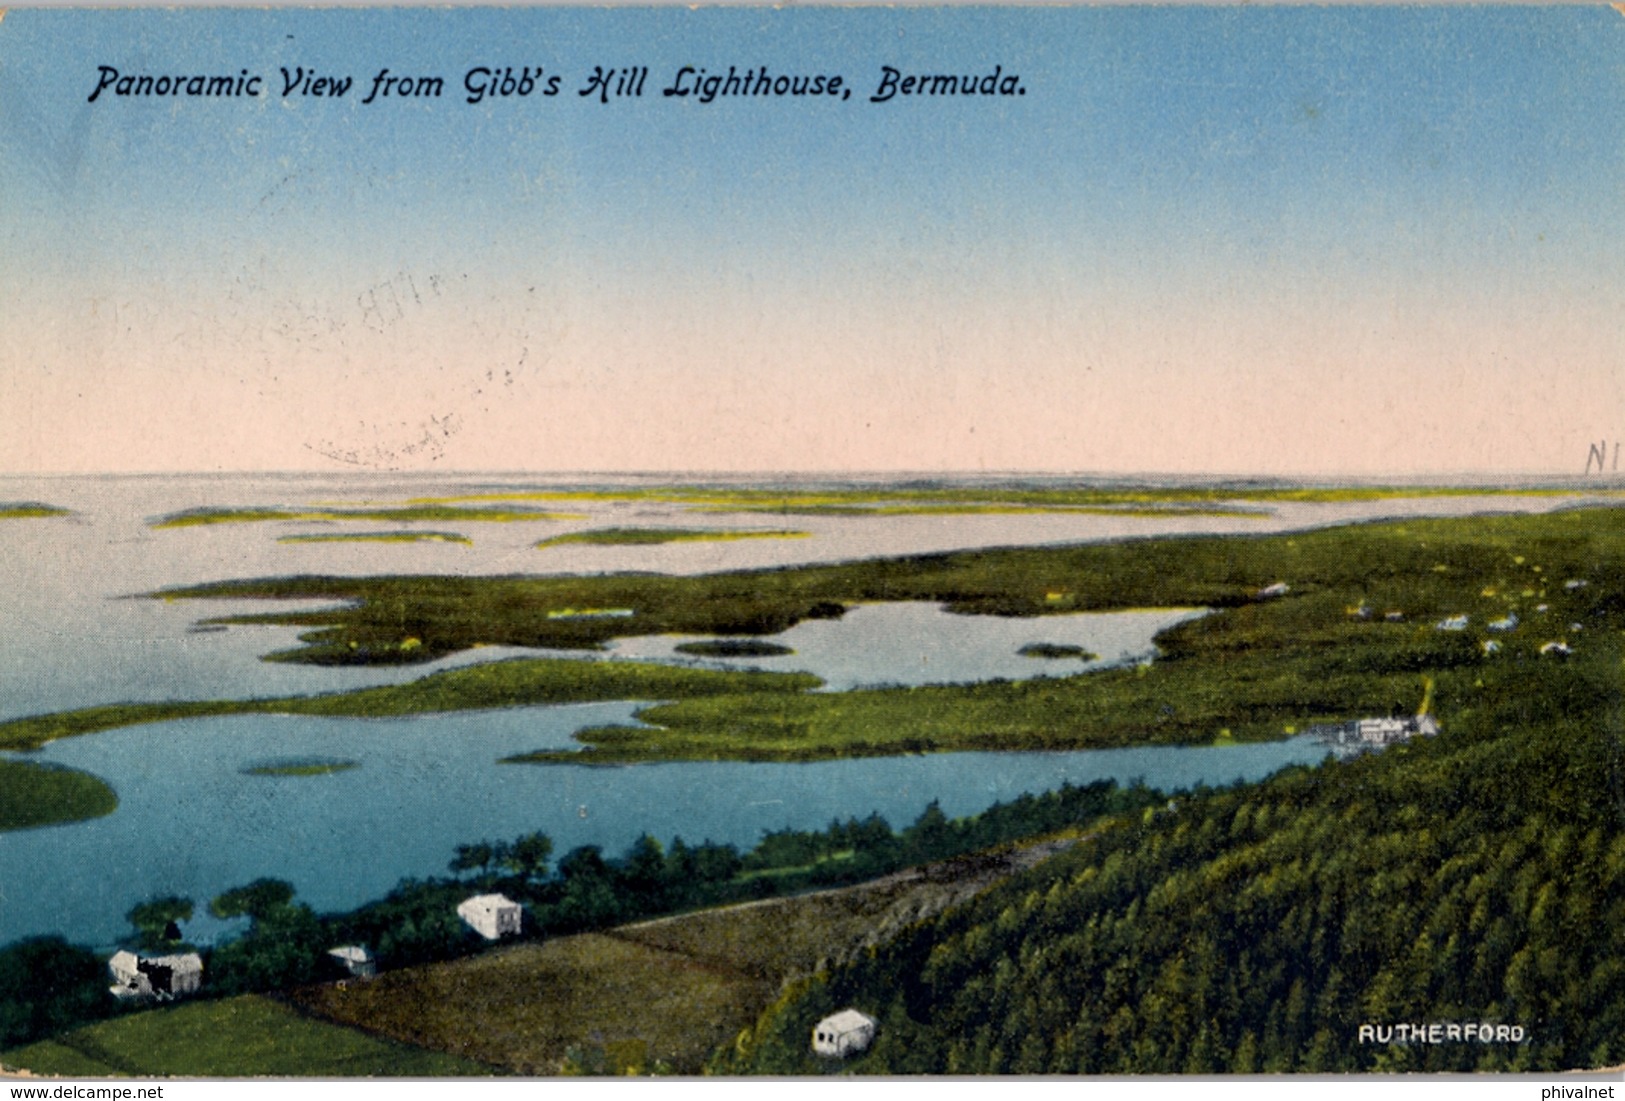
(0, 995), (493, 1076)
(0, 760), (116, 831)
(535, 526), (808, 547)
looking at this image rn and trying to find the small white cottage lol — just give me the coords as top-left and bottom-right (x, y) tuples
(327, 945), (376, 978)
(812, 1008), (877, 1058)
(109, 950), (203, 1000)
(457, 893), (522, 940)
(1355, 718), (1411, 745)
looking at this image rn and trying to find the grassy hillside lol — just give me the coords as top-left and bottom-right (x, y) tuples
(0, 995), (491, 1077)
(289, 840), (1070, 1075)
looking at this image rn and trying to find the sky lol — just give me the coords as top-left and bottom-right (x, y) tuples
(1, 5), (1623, 477)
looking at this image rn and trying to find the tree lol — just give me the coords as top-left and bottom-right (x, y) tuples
(0, 938), (114, 1048)
(126, 895), (193, 949)
(903, 800), (954, 863)
(619, 834), (670, 912)
(210, 878), (297, 925)
(501, 831), (554, 883)
(449, 841), (497, 879)
(558, 845), (610, 882)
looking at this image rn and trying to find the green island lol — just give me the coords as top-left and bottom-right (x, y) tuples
(243, 758), (360, 777)
(151, 505), (585, 529)
(0, 760), (117, 830)
(0, 502), (70, 520)
(1016, 643), (1098, 660)
(1, 507), (1620, 768)
(673, 639), (796, 658)
(535, 526), (809, 548)
(278, 531), (471, 545)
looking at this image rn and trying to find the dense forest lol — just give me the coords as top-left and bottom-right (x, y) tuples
(720, 636), (1625, 1072)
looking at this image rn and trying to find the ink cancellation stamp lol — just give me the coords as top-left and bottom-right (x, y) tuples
(1, 2), (1622, 1083)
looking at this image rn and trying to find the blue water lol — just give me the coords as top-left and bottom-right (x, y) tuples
(2, 702), (1332, 947)
(605, 602), (1206, 690)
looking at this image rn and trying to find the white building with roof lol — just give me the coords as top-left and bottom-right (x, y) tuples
(457, 893), (522, 940)
(327, 945), (376, 978)
(812, 1008), (877, 1058)
(108, 950), (203, 1000)
(1355, 718), (1411, 745)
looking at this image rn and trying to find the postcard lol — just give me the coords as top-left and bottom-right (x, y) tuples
(0, 3), (1622, 1081)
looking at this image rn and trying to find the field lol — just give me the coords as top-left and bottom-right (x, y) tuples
(0, 995), (492, 1077)
(287, 841), (1069, 1074)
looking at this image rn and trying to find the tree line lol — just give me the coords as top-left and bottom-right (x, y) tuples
(0, 778), (1159, 1051)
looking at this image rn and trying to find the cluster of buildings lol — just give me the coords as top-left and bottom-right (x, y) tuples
(108, 890), (879, 1064)
(812, 1008), (877, 1058)
(1315, 713), (1440, 749)
(106, 892), (526, 1001)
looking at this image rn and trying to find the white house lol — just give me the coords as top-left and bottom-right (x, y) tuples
(1319, 713), (1439, 748)
(1355, 718), (1411, 746)
(1256, 582), (1290, 599)
(327, 945), (375, 979)
(1436, 614), (1470, 631)
(812, 1008), (877, 1058)
(457, 893), (522, 940)
(108, 950), (203, 1000)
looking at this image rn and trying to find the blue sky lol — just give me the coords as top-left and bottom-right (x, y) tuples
(2, 6), (1622, 475)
